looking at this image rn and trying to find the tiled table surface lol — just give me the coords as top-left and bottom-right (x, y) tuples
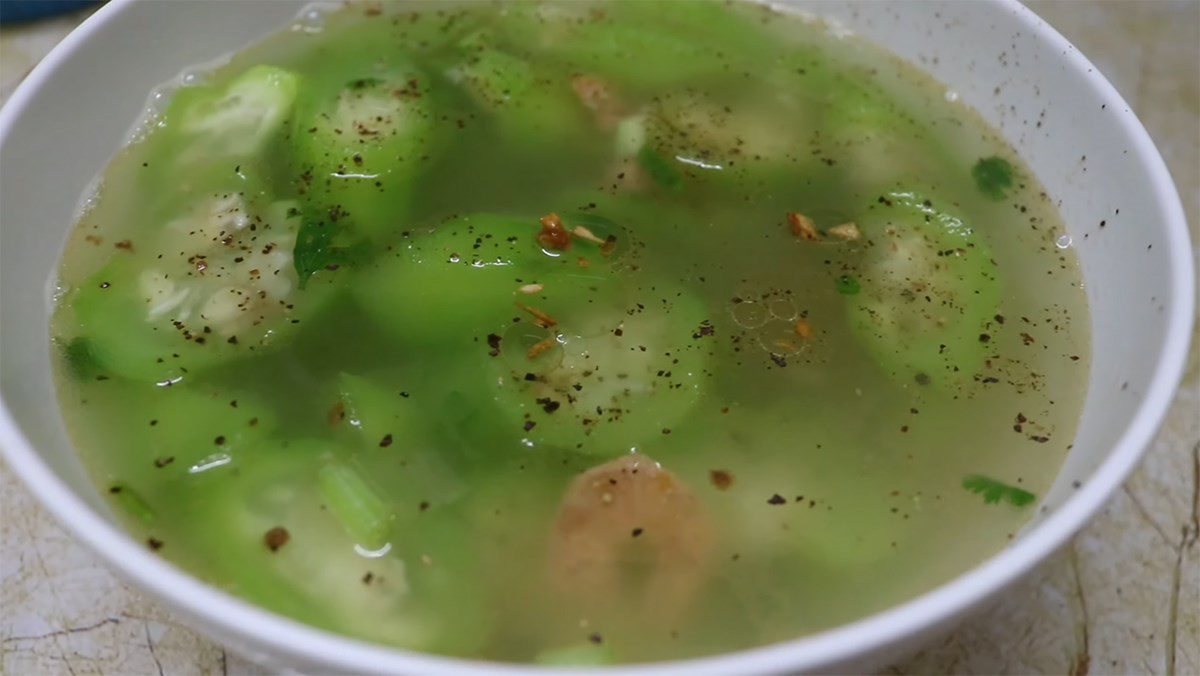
(2, 3), (1196, 674)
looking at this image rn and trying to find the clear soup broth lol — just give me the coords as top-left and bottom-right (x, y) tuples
(51, 1), (1089, 665)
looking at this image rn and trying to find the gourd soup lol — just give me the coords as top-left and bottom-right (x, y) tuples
(51, 1), (1089, 665)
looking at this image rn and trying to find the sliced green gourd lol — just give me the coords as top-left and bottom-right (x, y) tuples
(651, 91), (799, 166)
(820, 79), (946, 193)
(68, 182), (340, 383)
(628, 89), (810, 198)
(353, 212), (621, 347)
(66, 379), (275, 524)
(484, 276), (712, 457)
(293, 68), (435, 247)
(334, 371), (467, 507)
(496, 1), (770, 92)
(847, 191), (1000, 391)
(336, 371), (423, 445)
(186, 439), (491, 654)
(445, 31), (587, 145)
(157, 65), (299, 167)
(80, 381), (276, 464)
(353, 213), (541, 345)
(317, 461), (393, 550)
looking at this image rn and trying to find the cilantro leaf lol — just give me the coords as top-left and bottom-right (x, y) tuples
(971, 156), (1014, 200)
(293, 215), (337, 287)
(962, 474), (1036, 507)
(835, 274), (861, 295)
(293, 207), (367, 288)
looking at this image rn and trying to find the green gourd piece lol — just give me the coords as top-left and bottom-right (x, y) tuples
(185, 439), (491, 655)
(71, 380), (275, 524)
(333, 371), (467, 507)
(445, 31), (587, 145)
(495, 1), (771, 92)
(157, 65), (300, 167)
(820, 80), (948, 193)
(353, 212), (621, 347)
(484, 275), (712, 457)
(68, 189), (339, 383)
(848, 191), (1001, 391)
(293, 69), (435, 245)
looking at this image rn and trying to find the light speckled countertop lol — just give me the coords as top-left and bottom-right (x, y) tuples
(2, 2), (1196, 674)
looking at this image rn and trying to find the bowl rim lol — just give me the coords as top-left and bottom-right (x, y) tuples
(0, 0), (1193, 673)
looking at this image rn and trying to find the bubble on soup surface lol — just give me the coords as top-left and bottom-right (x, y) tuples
(730, 299), (769, 329)
(756, 319), (806, 355)
(767, 297), (797, 321)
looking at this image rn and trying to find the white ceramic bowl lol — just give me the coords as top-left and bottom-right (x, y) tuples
(0, 1), (1192, 673)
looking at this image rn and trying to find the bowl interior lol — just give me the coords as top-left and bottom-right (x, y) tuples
(0, 1), (1191, 673)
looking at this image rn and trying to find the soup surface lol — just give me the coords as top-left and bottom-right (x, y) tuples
(51, 1), (1090, 664)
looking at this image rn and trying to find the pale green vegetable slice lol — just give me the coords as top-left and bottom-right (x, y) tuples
(445, 30), (587, 145)
(848, 191), (1001, 391)
(189, 440), (492, 654)
(69, 191), (339, 382)
(293, 68), (434, 250)
(161, 65), (300, 164)
(317, 461), (393, 550)
(354, 212), (623, 347)
(484, 276), (712, 456)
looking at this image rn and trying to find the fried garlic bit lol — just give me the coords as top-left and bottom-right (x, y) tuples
(788, 212), (861, 242)
(518, 302), (558, 328)
(827, 221), (861, 241)
(538, 213), (572, 250)
(571, 225), (606, 245)
(787, 212), (820, 240)
(794, 319), (814, 340)
(540, 217), (620, 257)
(527, 335), (558, 360)
(548, 455), (715, 622)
